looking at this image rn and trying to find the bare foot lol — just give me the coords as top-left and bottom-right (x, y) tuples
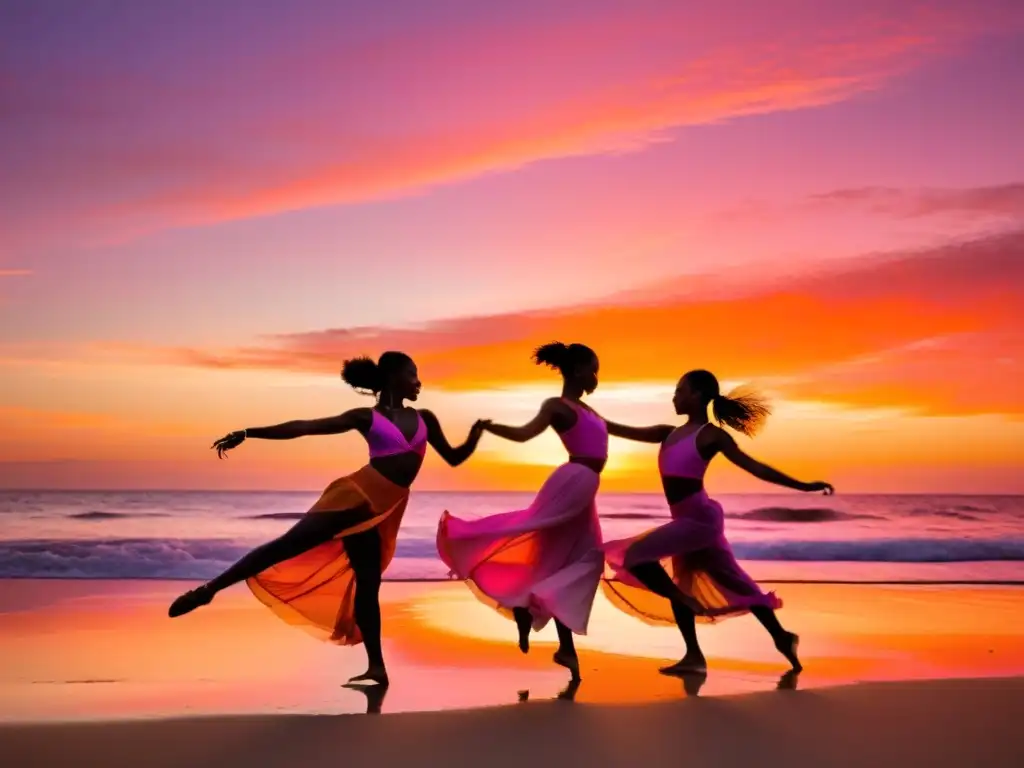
(557, 678), (582, 701)
(777, 669), (801, 691)
(776, 632), (802, 672)
(347, 666), (389, 686)
(659, 655), (707, 676)
(168, 584), (214, 618)
(513, 607), (532, 654)
(553, 650), (581, 681)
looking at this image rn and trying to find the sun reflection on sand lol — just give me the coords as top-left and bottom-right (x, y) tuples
(1, 580), (1023, 721)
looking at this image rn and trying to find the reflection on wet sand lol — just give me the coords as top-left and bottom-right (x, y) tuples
(341, 682), (389, 715)
(1, 580), (1023, 721)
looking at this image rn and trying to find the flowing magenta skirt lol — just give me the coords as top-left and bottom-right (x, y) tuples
(602, 490), (781, 625)
(437, 462), (603, 634)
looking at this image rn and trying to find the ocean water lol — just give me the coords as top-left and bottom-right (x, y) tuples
(1, 491), (1023, 584)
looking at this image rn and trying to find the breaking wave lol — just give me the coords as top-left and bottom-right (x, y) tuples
(2, 536), (1024, 580)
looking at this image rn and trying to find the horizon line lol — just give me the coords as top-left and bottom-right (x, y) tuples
(1, 575), (1022, 587)
(0, 488), (1021, 498)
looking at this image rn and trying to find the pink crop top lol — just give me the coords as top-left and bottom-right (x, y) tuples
(558, 399), (608, 461)
(367, 410), (427, 459)
(658, 424), (710, 479)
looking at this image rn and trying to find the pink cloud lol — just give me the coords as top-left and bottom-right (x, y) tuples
(4, 1), (1015, 252)
(808, 183), (1024, 219)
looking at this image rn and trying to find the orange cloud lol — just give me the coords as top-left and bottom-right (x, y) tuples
(780, 332), (1023, 416)
(101, 230), (1023, 417)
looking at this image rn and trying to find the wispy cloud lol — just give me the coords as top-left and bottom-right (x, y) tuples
(85, 229), (1023, 416)
(808, 183), (1024, 219)
(2, 1), (1011, 250)
(0, 269), (32, 277)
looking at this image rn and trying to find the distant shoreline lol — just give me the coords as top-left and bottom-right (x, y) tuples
(2, 489), (1022, 497)
(1, 575), (1022, 586)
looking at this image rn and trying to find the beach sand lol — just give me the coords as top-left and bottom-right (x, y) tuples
(3, 677), (1023, 767)
(1, 580), (1023, 765)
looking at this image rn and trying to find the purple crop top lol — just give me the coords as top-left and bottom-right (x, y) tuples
(366, 410), (427, 459)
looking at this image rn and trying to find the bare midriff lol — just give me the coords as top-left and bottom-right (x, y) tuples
(570, 455), (606, 474)
(369, 453), (424, 488)
(661, 475), (705, 506)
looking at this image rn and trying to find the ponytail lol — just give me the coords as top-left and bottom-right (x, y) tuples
(532, 341), (570, 371)
(341, 356), (381, 395)
(532, 341), (597, 377)
(341, 350), (414, 396)
(711, 388), (770, 437)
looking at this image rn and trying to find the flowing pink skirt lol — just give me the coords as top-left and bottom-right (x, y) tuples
(602, 490), (781, 625)
(436, 462), (603, 634)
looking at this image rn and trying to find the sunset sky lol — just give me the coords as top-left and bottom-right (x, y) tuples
(2, 0), (1022, 492)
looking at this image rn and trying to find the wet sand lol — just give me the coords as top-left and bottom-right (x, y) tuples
(3, 677), (1023, 767)
(1, 580), (1023, 765)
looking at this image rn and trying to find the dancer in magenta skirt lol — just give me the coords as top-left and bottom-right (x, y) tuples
(437, 342), (607, 680)
(602, 369), (833, 675)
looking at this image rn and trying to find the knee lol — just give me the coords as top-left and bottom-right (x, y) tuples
(354, 568), (382, 595)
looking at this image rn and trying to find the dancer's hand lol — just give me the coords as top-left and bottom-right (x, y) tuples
(471, 419), (492, 438)
(803, 481), (834, 495)
(211, 430), (246, 459)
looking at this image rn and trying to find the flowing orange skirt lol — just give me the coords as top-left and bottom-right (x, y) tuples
(246, 465), (409, 645)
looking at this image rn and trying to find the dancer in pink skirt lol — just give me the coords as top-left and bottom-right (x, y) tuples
(437, 342), (607, 680)
(602, 369), (833, 675)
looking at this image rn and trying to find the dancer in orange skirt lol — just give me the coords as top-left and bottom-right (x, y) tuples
(168, 351), (486, 686)
(601, 370), (833, 675)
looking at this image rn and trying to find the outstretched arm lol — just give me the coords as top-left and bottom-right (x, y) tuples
(212, 409), (368, 458)
(605, 420), (675, 444)
(484, 398), (558, 443)
(421, 410), (488, 467)
(714, 429), (833, 494)
(247, 410), (365, 439)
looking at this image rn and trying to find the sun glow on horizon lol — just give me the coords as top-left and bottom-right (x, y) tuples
(2, 1), (1023, 493)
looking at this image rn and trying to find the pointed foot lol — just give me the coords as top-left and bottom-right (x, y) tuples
(553, 650), (581, 682)
(658, 657), (708, 677)
(777, 632), (802, 672)
(168, 585), (213, 618)
(513, 607), (532, 654)
(347, 667), (389, 687)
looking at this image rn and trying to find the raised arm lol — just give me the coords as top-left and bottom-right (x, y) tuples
(484, 398), (559, 443)
(420, 410), (488, 467)
(212, 409), (369, 458)
(605, 420), (675, 444)
(713, 429), (833, 494)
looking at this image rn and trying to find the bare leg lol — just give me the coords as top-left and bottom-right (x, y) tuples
(512, 607), (532, 653)
(345, 527), (388, 685)
(552, 620), (581, 681)
(627, 561), (707, 673)
(512, 607), (581, 680)
(169, 506), (370, 617)
(751, 605), (801, 671)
